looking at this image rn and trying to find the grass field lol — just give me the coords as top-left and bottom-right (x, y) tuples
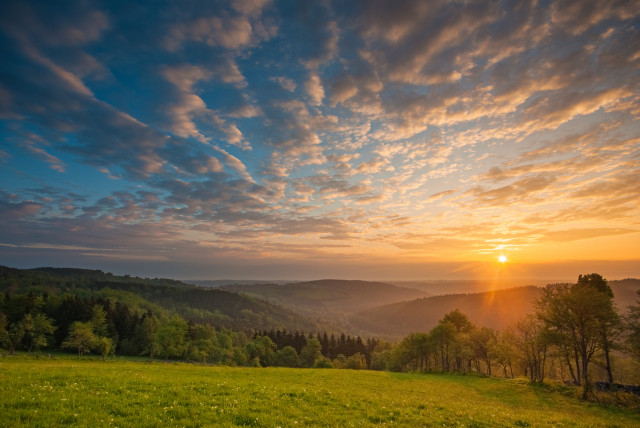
(1, 355), (639, 427)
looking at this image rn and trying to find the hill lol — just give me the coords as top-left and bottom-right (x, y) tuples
(388, 279), (549, 295)
(612, 278), (640, 312)
(349, 286), (541, 339)
(220, 279), (429, 319)
(349, 279), (640, 339)
(0, 266), (325, 332)
(185, 279), (294, 287)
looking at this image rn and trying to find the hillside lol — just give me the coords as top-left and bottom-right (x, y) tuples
(612, 278), (640, 312)
(4, 358), (639, 427)
(349, 286), (541, 339)
(220, 279), (429, 318)
(0, 266), (325, 333)
(388, 279), (549, 295)
(349, 279), (640, 339)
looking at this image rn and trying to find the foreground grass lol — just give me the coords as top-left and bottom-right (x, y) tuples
(1, 355), (639, 427)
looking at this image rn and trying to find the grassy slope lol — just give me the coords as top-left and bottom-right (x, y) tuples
(1, 356), (638, 427)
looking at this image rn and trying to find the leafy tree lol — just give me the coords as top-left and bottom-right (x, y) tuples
(0, 313), (8, 350)
(537, 275), (618, 398)
(155, 316), (188, 361)
(313, 356), (333, 368)
(7, 321), (25, 355)
(397, 332), (431, 372)
(136, 313), (159, 358)
(576, 274), (622, 383)
(63, 321), (97, 357)
(186, 324), (218, 363)
(231, 346), (248, 366)
(246, 335), (275, 367)
(300, 338), (322, 367)
(96, 336), (113, 361)
(441, 309), (474, 334)
(470, 327), (497, 375)
(429, 321), (456, 372)
(370, 350), (391, 371)
(274, 346), (299, 367)
(90, 304), (108, 337)
(332, 353), (348, 369)
(515, 316), (548, 383)
(23, 313), (56, 353)
(494, 326), (519, 378)
(345, 352), (367, 370)
(625, 290), (640, 361)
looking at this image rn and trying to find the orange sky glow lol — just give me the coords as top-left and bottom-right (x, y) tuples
(1, 1), (639, 282)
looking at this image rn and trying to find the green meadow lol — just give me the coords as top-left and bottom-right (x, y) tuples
(1, 355), (639, 427)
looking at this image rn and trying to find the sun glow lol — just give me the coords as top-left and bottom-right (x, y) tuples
(498, 255), (508, 264)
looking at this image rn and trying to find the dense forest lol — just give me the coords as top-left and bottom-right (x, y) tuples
(0, 266), (325, 332)
(2, 266), (640, 399)
(0, 266), (380, 367)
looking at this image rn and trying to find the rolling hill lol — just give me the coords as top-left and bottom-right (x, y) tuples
(348, 279), (640, 339)
(220, 279), (429, 318)
(0, 266), (326, 333)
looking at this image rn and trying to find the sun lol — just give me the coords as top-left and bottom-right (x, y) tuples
(498, 255), (508, 264)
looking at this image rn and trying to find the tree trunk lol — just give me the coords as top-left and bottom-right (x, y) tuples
(581, 344), (591, 399)
(602, 336), (614, 384)
(573, 347), (581, 385)
(564, 353), (578, 384)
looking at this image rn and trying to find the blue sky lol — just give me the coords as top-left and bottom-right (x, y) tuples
(1, 0), (639, 281)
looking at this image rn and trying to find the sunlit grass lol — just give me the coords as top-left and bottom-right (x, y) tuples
(1, 354), (638, 427)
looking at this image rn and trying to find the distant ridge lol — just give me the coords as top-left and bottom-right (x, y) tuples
(349, 286), (541, 339)
(349, 279), (640, 340)
(220, 279), (429, 318)
(185, 279), (296, 287)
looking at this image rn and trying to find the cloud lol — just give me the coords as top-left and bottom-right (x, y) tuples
(161, 63), (250, 149)
(551, 0), (640, 35)
(167, 15), (254, 50)
(272, 76), (297, 92)
(357, 156), (387, 174)
(306, 174), (373, 198)
(463, 175), (557, 207)
(0, 1), (109, 47)
(20, 133), (67, 172)
(305, 73), (325, 105)
(543, 227), (638, 243)
(0, 198), (42, 220)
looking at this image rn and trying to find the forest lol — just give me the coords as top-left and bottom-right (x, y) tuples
(1, 266), (640, 399)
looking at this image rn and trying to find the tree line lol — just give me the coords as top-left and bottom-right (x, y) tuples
(0, 291), (381, 369)
(2, 271), (639, 399)
(374, 274), (640, 399)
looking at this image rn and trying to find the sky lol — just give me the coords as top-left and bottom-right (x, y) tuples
(1, 0), (639, 282)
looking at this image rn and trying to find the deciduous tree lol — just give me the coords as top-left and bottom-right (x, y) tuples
(300, 337), (322, 367)
(155, 317), (188, 361)
(23, 313), (56, 353)
(625, 290), (640, 361)
(537, 274), (618, 398)
(63, 321), (97, 357)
